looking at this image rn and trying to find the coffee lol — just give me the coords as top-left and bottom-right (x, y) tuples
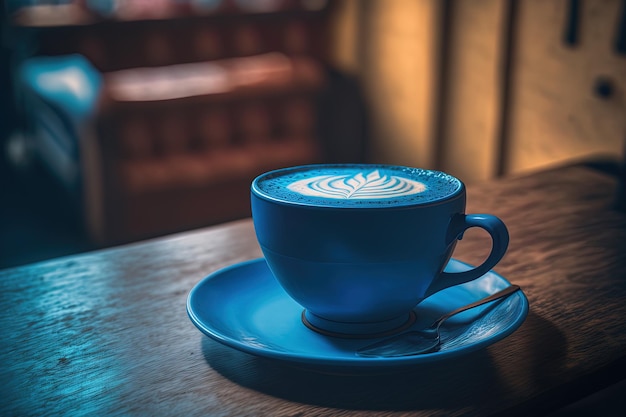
(253, 165), (462, 208)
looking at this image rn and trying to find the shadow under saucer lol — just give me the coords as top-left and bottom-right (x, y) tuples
(201, 336), (506, 412)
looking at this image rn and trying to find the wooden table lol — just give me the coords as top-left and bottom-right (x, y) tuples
(1, 164), (625, 416)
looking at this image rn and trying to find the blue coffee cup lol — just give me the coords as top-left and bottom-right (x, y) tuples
(251, 164), (509, 337)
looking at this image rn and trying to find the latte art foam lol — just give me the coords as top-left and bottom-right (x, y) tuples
(287, 170), (426, 199)
(253, 164), (462, 208)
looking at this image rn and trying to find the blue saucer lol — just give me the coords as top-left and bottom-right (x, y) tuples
(187, 258), (528, 372)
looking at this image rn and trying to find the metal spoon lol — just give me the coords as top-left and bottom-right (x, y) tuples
(356, 284), (521, 358)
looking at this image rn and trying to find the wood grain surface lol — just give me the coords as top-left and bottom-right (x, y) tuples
(1, 164), (625, 416)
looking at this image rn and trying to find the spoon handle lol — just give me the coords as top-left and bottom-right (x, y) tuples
(432, 284), (521, 328)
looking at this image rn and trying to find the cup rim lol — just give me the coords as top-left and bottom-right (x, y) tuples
(251, 163), (465, 209)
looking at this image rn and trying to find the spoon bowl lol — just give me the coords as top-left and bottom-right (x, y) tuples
(357, 284), (521, 357)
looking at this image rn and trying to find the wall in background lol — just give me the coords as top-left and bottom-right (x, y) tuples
(505, 0), (626, 176)
(437, 0), (508, 181)
(330, 0), (626, 183)
(330, 0), (442, 169)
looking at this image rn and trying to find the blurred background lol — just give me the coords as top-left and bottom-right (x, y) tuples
(1, 0), (625, 268)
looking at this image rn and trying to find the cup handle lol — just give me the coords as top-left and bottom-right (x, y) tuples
(424, 213), (509, 298)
